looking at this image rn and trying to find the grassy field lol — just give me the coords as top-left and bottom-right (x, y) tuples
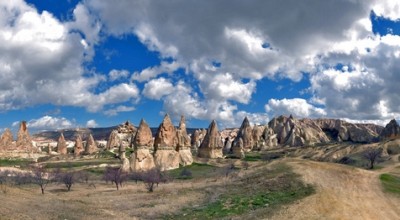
(0, 159), (315, 219)
(165, 163), (314, 219)
(0, 158), (34, 168)
(380, 173), (400, 195)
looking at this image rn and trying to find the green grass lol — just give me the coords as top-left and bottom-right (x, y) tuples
(380, 173), (400, 195)
(168, 163), (217, 179)
(44, 159), (119, 169)
(243, 153), (261, 162)
(0, 158), (34, 167)
(165, 163), (315, 219)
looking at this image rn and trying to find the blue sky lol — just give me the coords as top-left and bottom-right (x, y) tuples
(1, 0), (400, 134)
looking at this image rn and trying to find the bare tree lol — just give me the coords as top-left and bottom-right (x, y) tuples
(55, 170), (78, 191)
(363, 148), (382, 169)
(129, 171), (142, 184)
(31, 166), (53, 194)
(103, 167), (127, 190)
(141, 168), (162, 192)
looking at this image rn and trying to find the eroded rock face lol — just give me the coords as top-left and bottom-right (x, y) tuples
(130, 149), (155, 172)
(106, 121), (137, 150)
(153, 114), (180, 171)
(262, 127), (278, 150)
(0, 129), (14, 150)
(154, 114), (177, 150)
(380, 119), (400, 140)
(130, 119), (156, 172)
(133, 119), (153, 149)
(232, 138), (245, 159)
(176, 116), (193, 166)
(74, 135), (84, 156)
(57, 133), (67, 155)
(232, 117), (254, 153)
(85, 134), (98, 154)
(198, 120), (223, 158)
(16, 121), (34, 151)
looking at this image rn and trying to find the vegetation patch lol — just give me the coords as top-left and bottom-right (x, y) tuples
(168, 163), (217, 179)
(44, 159), (119, 169)
(0, 158), (34, 168)
(380, 173), (400, 195)
(243, 153), (261, 161)
(166, 163), (315, 219)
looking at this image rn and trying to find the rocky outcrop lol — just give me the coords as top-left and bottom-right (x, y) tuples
(85, 134), (98, 154)
(252, 125), (265, 148)
(0, 129), (14, 150)
(198, 120), (223, 158)
(74, 135), (84, 156)
(106, 121), (136, 150)
(57, 133), (67, 155)
(269, 116), (330, 146)
(232, 117), (254, 153)
(262, 127), (278, 149)
(176, 116), (193, 166)
(153, 114), (179, 171)
(315, 119), (381, 143)
(380, 119), (400, 140)
(130, 119), (155, 172)
(16, 121), (34, 151)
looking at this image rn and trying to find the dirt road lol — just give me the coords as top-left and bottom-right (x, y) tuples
(273, 159), (400, 220)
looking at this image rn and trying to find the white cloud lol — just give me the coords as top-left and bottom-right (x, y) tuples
(27, 115), (75, 131)
(142, 77), (174, 100)
(0, 1), (140, 114)
(86, 119), (98, 128)
(131, 61), (180, 82)
(265, 98), (327, 118)
(109, 69), (130, 81)
(104, 105), (135, 116)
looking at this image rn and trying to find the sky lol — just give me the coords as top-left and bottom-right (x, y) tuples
(1, 0), (400, 134)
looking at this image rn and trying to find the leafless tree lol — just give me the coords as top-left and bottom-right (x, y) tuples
(129, 171), (142, 184)
(141, 167), (173, 192)
(363, 148), (382, 169)
(103, 167), (127, 190)
(31, 166), (54, 194)
(55, 169), (78, 192)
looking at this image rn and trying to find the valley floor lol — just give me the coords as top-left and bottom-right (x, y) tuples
(273, 159), (400, 220)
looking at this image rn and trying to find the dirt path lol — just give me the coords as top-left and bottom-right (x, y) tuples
(272, 159), (400, 220)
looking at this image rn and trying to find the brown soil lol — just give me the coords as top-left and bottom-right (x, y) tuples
(273, 159), (400, 220)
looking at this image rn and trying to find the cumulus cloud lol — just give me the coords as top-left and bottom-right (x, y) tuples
(26, 116), (75, 131)
(131, 61), (181, 82)
(142, 77), (174, 100)
(86, 119), (98, 128)
(0, 1), (139, 115)
(108, 69), (130, 81)
(265, 98), (327, 118)
(104, 105), (135, 116)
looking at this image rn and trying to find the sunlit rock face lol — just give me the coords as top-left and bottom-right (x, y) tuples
(130, 119), (155, 172)
(198, 120), (223, 159)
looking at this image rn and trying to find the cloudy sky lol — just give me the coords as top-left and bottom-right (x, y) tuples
(1, 0), (400, 133)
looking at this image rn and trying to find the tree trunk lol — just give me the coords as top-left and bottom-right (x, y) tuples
(41, 187), (44, 194)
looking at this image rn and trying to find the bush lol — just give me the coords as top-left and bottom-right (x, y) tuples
(178, 168), (193, 179)
(337, 156), (356, 165)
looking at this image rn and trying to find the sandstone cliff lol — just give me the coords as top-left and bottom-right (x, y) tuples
(198, 120), (223, 158)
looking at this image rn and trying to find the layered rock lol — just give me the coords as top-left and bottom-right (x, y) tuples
(153, 114), (179, 171)
(85, 134), (98, 154)
(380, 119), (400, 140)
(0, 129), (14, 150)
(74, 134), (84, 156)
(232, 117), (254, 154)
(176, 116), (193, 166)
(130, 119), (155, 172)
(57, 133), (67, 155)
(16, 121), (34, 151)
(198, 120), (223, 158)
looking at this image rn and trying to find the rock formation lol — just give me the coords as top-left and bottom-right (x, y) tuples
(74, 134), (84, 156)
(262, 127), (278, 149)
(198, 120), (223, 158)
(106, 121), (136, 150)
(130, 119), (156, 172)
(176, 116), (193, 166)
(153, 114), (180, 171)
(57, 133), (67, 155)
(16, 121), (34, 151)
(85, 134), (98, 154)
(0, 129), (14, 150)
(380, 119), (400, 140)
(252, 125), (265, 149)
(232, 117), (254, 154)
